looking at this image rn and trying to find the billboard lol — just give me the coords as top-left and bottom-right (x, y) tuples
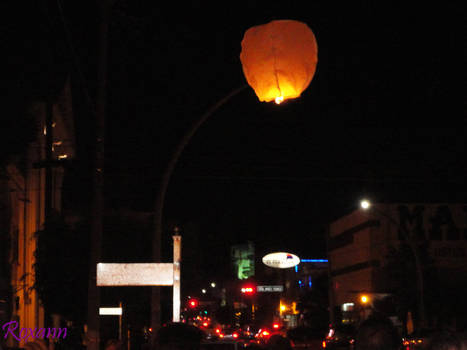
(262, 252), (300, 268)
(231, 242), (255, 280)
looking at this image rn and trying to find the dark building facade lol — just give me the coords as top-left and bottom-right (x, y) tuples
(328, 203), (467, 326)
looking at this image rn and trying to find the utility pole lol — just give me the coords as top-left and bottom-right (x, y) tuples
(172, 231), (181, 322)
(86, 2), (111, 349)
(45, 99), (53, 220)
(326, 224), (335, 325)
(151, 86), (247, 342)
(118, 302), (123, 341)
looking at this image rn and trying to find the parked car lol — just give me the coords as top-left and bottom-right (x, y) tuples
(287, 326), (324, 349)
(220, 327), (242, 341)
(322, 324), (356, 349)
(402, 329), (436, 349)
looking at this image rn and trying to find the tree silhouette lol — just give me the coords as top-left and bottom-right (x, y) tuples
(34, 215), (90, 323)
(383, 242), (438, 330)
(296, 273), (329, 329)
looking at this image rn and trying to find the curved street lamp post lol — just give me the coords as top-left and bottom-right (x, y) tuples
(150, 85), (247, 333)
(150, 19), (319, 337)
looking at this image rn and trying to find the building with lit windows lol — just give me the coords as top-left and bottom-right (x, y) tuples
(0, 81), (74, 346)
(328, 203), (467, 325)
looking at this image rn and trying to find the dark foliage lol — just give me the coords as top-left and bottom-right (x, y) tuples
(383, 242), (439, 328)
(33, 215), (90, 322)
(432, 270), (467, 330)
(296, 273), (329, 329)
(0, 100), (38, 170)
(372, 296), (397, 319)
(2, 1), (72, 169)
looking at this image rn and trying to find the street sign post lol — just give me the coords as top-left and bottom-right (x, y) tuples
(99, 303), (123, 340)
(97, 263), (174, 286)
(99, 307), (122, 315)
(96, 235), (181, 322)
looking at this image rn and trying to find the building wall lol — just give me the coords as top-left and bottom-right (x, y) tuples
(4, 80), (75, 346)
(328, 203), (467, 320)
(7, 161), (46, 341)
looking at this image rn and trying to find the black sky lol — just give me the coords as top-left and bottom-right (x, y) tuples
(7, 1), (467, 279)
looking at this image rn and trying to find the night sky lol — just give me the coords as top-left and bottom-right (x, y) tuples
(7, 2), (467, 283)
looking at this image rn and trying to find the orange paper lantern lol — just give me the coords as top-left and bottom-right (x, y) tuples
(240, 20), (318, 104)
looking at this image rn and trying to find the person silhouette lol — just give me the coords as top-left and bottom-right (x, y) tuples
(355, 316), (400, 350)
(154, 323), (204, 350)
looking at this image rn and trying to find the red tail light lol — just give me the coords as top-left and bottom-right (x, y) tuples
(273, 323), (279, 329)
(215, 328), (220, 334)
(233, 333), (239, 338)
(322, 340), (326, 348)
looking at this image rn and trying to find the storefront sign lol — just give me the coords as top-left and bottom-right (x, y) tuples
(262, 252), (300, 268)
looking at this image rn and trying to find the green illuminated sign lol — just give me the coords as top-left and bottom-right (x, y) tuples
(231, 242), (255, 280)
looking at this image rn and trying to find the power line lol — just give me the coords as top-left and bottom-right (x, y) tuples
(99, 173), (467, 184)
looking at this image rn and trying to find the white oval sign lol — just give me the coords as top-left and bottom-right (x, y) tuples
(262, 252), (300, 269)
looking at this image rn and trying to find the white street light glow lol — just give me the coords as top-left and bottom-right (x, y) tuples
(360, 199), (371, 210)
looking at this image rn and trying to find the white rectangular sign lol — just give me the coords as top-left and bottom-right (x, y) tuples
(257, 285), (284, 292)
(97, 263), (174, 286)
(99, 307), (122, 315)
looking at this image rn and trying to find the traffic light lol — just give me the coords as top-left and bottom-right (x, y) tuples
(241, 285), (256, 295)
(188, 299), (199, 308)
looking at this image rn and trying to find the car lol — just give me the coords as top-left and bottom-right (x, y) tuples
(220, 327), (242, 342)
(288, 326), (325, 349)
(322, 324), (357, 349)
(402, 329), (436, 349)
(236, 326), (259, 347)
(203, 326), (222, 341)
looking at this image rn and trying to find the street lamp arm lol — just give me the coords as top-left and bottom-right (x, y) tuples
(368, 206), (407, 237)
(152, 84), (248, 259)
(150, 84), (248, 334)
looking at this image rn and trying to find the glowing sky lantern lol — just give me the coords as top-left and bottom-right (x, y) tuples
(240, 20), (318, 104)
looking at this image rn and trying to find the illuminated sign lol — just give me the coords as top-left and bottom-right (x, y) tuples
(231, 242), (255, 280)
(99, 307), (122, 315)
(262, 252), (300, 269)
(257, 285), (283, 292)
(97, 263), (174, 286)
